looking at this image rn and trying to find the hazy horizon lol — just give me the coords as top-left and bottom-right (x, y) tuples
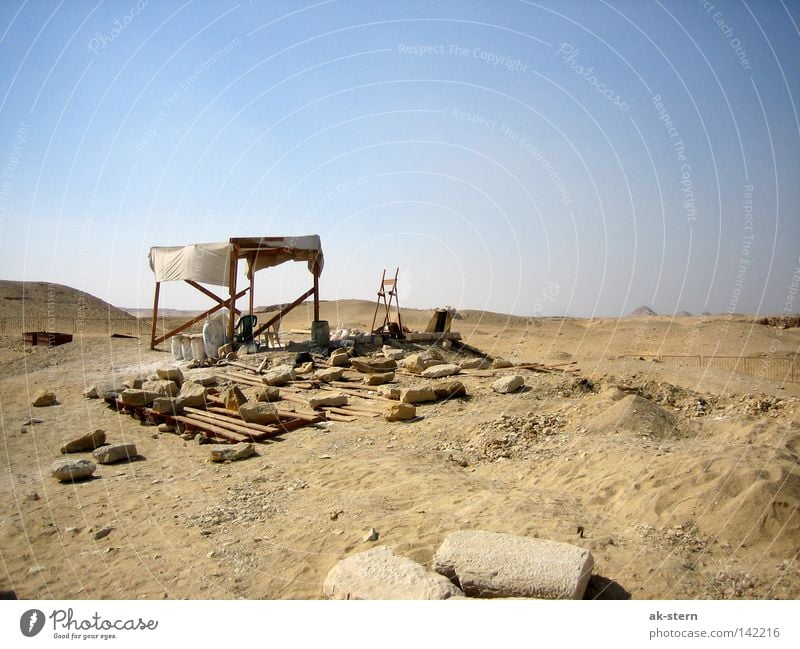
(1, 1), (799, 319)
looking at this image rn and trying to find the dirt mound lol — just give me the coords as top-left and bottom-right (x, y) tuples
(588, 394), (680, 439)
(0, 280), (133, 321)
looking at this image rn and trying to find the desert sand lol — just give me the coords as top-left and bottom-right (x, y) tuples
(1, 283), (799, 600)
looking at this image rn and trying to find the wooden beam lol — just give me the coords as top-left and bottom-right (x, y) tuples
(151, 289), (247, 347)
(252, 285), (315, 338)
(313, 267), (320, 321)
(227, 244), (239, 344)
(184, 280), (242, 316)
(150, 282), (160, 349)
(248, 252), (255, 317)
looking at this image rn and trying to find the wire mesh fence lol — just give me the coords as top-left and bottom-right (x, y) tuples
(629, 354), (798, 383)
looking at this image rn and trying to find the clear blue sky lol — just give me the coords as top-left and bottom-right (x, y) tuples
(1, 0), (798, 317)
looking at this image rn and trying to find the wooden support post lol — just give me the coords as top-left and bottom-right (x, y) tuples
(150, 282), (160, 349)
(227, 245), (239, 344)
(248, 253), (255, 317)
(313, 266), (320, 322)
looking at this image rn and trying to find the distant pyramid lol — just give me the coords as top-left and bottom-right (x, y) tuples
(675, 310), (693, 317)
(629, 305), (656, 317)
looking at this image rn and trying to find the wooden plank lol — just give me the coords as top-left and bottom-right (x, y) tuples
(173, 415), (248, 443)
(184, 407), (280, 435)
(152, 288), (248, 347)
(185, 280), (241, 316)
(325, 413), (358, 422)
(323, 406), (381, 419)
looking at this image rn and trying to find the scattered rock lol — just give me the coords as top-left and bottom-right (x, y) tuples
(120, 389), (160, 407)
(434, 381), (467, 399)
(377, 385), (401, 400)
(92, 443), (138, 465)
(221, 385), (247, 411)
(217, 343), (233, 358)
(157, 365), (184, 385)
(314, 367), (344, 382)
(309, 393), (348, 408)
(186, 374), (217, 387)
(60, 429), (106, 454)
(421, 363), (461, 378)
(433, 530), (594, 599)
(262, 365), (296, 386)
(400, 385), (436, 404)
(194, 434), (206, 445)
(209, 442), (256, 462)
(491, 375), (524, 394)
(329, 349), (350, 367)
(93, 527), (113, 540)
(295, 361), (314, 375)
(382, 346), (406, 361)
(384, 403), (417, 421)
(32, 390), (58, 407)
(25, 492), (40, 502)
(157, 423), (175, 433)
(323, 546), (462, 600)
(351, 358), (397, 374)
(238, 401), (280, 424)
(363, 371), (394, 386)
(402, 351), (444, 374)
(151, 397), (183, 415)
(459, 358), (492, 370)
(83, 385), (101, 399)
(257, 386), (281, 402)
(51, 459), (96, 482)
(177, 382), (207, 408)
(141, 379), (179, 397)
(122, 376), (144, 389)
(362, 527), (379, 543)
(492, 358), (513, 369)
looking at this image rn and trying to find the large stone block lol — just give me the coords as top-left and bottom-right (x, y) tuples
(314, 367), (344, 382)
(400, 386), (436, 404)
(141, 380), (179, 397)
(177, 382), (207, 408)
(120, 389), (160, 407)
(238, 402), (280, 425)
(308, 393), (347, 408)
(384, 403), (416, 421)
(323, 546), (462, 600)
(60, 430), (106, 454)
(156, 365), (184, 385)
(93, 443), (138, 465)
(491, 375), (524, 394)
(420, 363), (461, 378)
(262, 365), (296, 386)
(51, 459), (96, 482)
(433, 530), (594, 599)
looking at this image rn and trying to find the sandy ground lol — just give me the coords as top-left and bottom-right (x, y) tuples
(1, 306), (799, 600)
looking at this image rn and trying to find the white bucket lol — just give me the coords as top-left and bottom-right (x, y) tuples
(190, 334), (206, 361)
(171, 336), (183, 360)
(181, 335), (193, 360)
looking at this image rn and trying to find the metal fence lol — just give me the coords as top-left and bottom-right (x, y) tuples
(0, 316), (153, 336)
(630, 354), (799, 383)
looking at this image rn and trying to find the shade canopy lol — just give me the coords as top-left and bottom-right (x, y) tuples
(148, 235), (324, 286)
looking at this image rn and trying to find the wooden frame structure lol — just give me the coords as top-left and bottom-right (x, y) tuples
(149, 236), (323, 350)
(370, 267), (404, 338)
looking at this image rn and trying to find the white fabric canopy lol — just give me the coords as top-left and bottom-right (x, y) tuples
(148, 243), (232, 286)
(148, 236), (324, 286)
(243, 235), (324, 276)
